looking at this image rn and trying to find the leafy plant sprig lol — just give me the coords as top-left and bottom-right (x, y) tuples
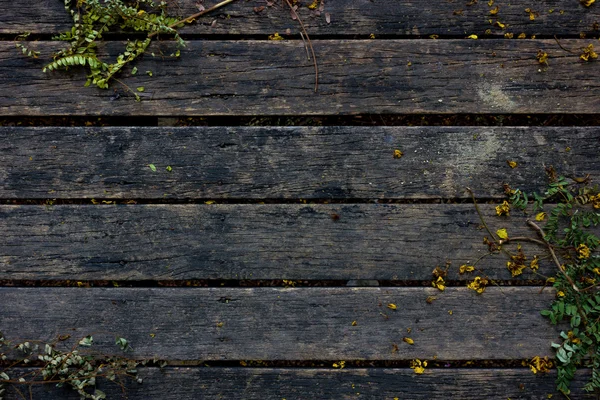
(0, 331), (139, 400)
(37, 0), (184, 94)
(16, 0), (236, 97)
(470, 171), (599, 395)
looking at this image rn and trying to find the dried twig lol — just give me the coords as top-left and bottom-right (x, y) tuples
(466, 187), (497, 241)
(527, 219), (580, 292)
(554, 35), (577, 54)
(283, 0), (319, 92)
(148, 0), (238, 38)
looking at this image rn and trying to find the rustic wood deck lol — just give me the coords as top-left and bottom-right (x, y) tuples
(1, 0), (599, 398)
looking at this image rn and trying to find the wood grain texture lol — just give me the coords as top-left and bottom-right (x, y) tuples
(2, 126), (598, 200)
(2, 40), (600, 116)
(1, 0), (599, 36)
(0, 287), (558, 360)
(0, 204), (554, 280)
(2, 368), (593, 399)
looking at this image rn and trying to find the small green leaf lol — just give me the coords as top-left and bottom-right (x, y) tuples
(78, 335), (93, 347)
(136, 86), (145, 92)
(115, 337), (129, 351)
(166, 166), (172, 172)
(146, 70), (153, 76)
(131, 66), (138, 75)
(148, 164), (156, 172)
(557, 347), (568, 363)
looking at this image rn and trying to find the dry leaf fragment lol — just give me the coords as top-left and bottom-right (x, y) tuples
(530, 256), (540, 271)
(394, 149), (403, 158)
(468, 34), (478, 39)
(535, 212), (546, 221)
(529, 356), (552, 374)
(490, 6), (499, 15)
(432, 276), (446, 291)
(525, 8), (537, 20)
(459, 264), (475, 274)
(268, 32), (284, 40)
(403, 337), (415, 345)
(580, 44), (598, 61)
(581, 0), (595, 7)
(536, 50), (549, 65)
(387, 303), (397, 310)
(466, 276), (489, 294)
(410, 359), (427, 374)
(507, 160), (518, 168)
(495, 200), (510, 216)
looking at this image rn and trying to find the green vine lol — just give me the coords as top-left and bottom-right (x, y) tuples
(470, 170), (600, 396)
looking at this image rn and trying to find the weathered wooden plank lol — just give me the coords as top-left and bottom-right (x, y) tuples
(0, 287), (559, 360)
(2, 40), (600, 116)
(3, 367), (593, 399)
(1, 126), (597, 200)
(1, 0), (599, 36)
(0, 204), (555, 280)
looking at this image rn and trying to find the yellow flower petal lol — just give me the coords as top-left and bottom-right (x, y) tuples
(496, 228), (508, 240)
(535, 212), (546, 221)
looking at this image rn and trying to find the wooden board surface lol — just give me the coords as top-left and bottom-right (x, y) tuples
(2, 40), (600, 116)
(1, 0), (599, 36)
(0, 287), (558, 361)
(1, 126), (597, 200)
(0, 203), (555, 280)
(3, 367), (592, 399)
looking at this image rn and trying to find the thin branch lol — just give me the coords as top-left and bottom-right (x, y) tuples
(527, 219), (580, 292)
(499, 236), (547, 247)
(299, 31), (311, 60)
(554, 35), (577, 54)
(148, 0), (239, 38)
(283, 0), (319, 92)
(466, 188), (497, 241)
